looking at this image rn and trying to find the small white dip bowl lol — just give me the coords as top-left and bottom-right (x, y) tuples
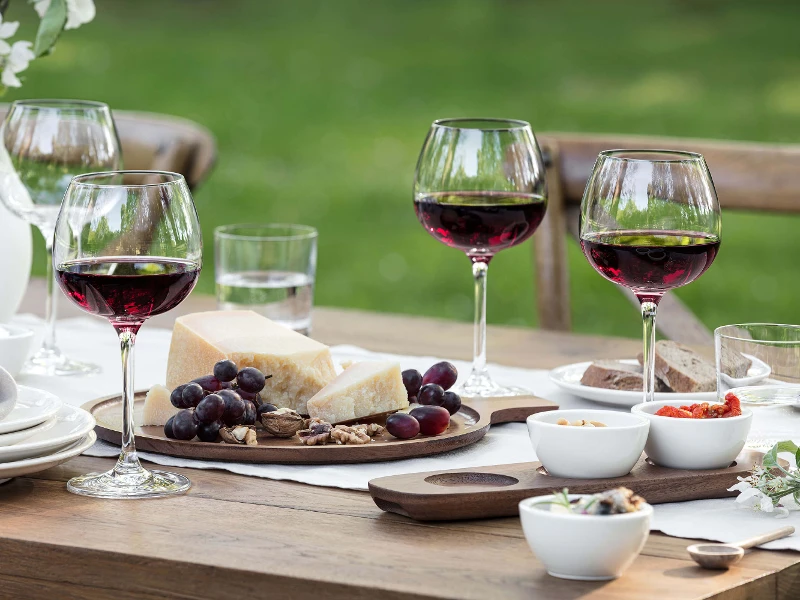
(527, 409), (649, 478)
(0, 325), (33, 379)
(631, 399), (753, 470)
(519, 494), (652, 580)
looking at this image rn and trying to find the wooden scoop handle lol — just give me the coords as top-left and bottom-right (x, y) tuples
(733, 526), (795, 550)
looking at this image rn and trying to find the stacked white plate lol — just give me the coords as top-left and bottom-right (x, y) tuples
(0, 385), (96, 484)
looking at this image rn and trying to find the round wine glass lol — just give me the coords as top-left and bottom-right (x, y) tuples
(0, 99), (121, 376)
(54, 171), (201, 498)
(579, 150), (721, 403)
(413, 118), (547, 397)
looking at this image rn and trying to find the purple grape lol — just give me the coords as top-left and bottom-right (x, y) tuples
(401, 369), (423, 400)
(172, 409), (199, 440)
(213, 359), (238, 382)
(170, 384), (190, 409)
(164, 415), (176, 438)
(197, 420), (222, 442)
(422, 362), (458, 391)
(192, 374), (224, 393)
(242, 401), (257, 425)
(418, 383), (445, 406)
(441, 391), (462, 416)
(237, 367), (266, 393)
(409, 406), (450, 435)
(386, 413), (420, 439)
(196, 393), (226, 424)
(219, 389), (246, 425)
(182, 383), (205, 408)
(236, 389), (261, 403)
(257, 403), (277, 420)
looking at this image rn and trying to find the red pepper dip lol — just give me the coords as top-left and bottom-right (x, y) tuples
(654, 392), (742, 418)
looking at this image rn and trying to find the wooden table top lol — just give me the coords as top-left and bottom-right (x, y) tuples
(5, 281), (800, 600)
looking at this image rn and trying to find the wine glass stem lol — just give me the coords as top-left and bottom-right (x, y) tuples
(114, 325), (143, 475)
(43, 239), (59, 353)
(471, 260), (489, 379)
(640, 299), (658, 403)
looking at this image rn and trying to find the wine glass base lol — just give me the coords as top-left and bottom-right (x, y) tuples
(67, 468), (191, 499)
(455, 371), (531, 398)
(22, 347), (101, 377)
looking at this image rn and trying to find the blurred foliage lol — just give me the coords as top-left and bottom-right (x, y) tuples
(7, 0), (800, 337)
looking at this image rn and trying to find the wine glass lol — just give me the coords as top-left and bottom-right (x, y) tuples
(413, 118), (547, 397)
(54, 171), (202, 498)
(0, 99), (121, 376)
(579, 150), (721, 403)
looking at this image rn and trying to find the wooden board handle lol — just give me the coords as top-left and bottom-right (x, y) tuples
(465, 395), (558, 425)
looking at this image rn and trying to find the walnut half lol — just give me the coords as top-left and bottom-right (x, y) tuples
(297, 420), (332, 446)
(330, 425), (371, 445)
(261, 408), (306, 438)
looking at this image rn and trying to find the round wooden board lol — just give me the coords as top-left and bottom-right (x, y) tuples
(82, 391), (557, 465)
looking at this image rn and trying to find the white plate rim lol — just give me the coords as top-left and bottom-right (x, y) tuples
(0, 404), (95, 460)
(0, 415), (57, 447)
(0, 431), (96, 479)
(549, 359), (717, 407)
(0, 386), (62, 434)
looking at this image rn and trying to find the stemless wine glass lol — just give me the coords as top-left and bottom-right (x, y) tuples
(579, 150), (721, 403)
(414, 118), (547, 397)
(0, 99), (121, 376)
(54, 171), (201, 498)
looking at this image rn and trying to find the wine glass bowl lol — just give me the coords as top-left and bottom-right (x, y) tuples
(54, 170), (201, 498)
(579, 150), (721, 402)
(413, 118), (546, 397)
(0, 99), (121, 376)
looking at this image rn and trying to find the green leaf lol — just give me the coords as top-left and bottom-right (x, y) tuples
(763, 440), (799, 476)
(34, 0), (67, 57)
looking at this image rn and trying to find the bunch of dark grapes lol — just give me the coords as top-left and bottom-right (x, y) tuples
(388, 362), (461, 440)
(164, 360), (276, 442)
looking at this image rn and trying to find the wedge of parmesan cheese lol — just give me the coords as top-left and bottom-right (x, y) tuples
(306, 361), (409, 424)
(141, 384), (177, 426)
(166, 310), (336, 414)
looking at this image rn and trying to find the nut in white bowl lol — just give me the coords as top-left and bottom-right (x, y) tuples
(527, 409), (649, 479)
(519, 494), (652, 580)
(631, 400), (752, 470)
(0, 325), (34, 379)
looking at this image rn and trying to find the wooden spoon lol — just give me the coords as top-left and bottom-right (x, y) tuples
(687, 526), (795, 569)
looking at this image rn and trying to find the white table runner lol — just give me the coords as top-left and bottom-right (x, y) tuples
(12, 315), (800, 550)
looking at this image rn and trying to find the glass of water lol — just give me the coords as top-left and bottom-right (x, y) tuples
(214, 224), (317, 334)
(715, 323), (800, 450)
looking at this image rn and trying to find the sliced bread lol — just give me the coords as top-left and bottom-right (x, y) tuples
(580, 360), (670, 392)
(640, 340), (716, 393)
(719, 347), (752, 378)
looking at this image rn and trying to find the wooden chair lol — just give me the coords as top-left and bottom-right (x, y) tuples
(0, 106), (216, 191)
(534, 132), (800, 345)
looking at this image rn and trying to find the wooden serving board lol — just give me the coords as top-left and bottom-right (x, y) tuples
(368, 451), (767, 521)
(83, 391), (557, 465)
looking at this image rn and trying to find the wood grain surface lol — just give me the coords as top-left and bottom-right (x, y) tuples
(8, 282), (800, 600)
(85, 393), (557, 464)
(369, 451), (767, 521)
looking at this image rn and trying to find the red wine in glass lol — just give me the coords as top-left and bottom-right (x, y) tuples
(580, 230), (720, 299)
(414, 191), (546, 261)
(56, 257), (200, 327)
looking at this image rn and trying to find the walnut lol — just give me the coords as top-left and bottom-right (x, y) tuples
(261, 407), (305, 437)
(219, 425), (258, 446)
(355, 423), (384, 437)
(297, 420), (332, 446)
(330, 425), (371, 445)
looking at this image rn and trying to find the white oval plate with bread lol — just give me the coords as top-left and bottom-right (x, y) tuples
(549, 360), (717, 407)
(550, 350), (770, 407)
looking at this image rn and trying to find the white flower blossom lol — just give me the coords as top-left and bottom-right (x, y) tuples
(0, 15), (20, 55)
(2, 41), (35, 88)
(34, 0), (95, 30)
(728, 480), (753, 493)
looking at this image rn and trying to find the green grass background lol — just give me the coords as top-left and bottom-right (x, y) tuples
(8, 0), (800, 338)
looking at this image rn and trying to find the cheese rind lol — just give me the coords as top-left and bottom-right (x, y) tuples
(306, 361), (409, 424)
(141, 384), (178, 426)
(166, 310), (336, 414)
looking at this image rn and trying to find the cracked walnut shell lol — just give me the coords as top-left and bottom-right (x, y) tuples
(261, 407), (306, 438)
(219, 425), (258, 446)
